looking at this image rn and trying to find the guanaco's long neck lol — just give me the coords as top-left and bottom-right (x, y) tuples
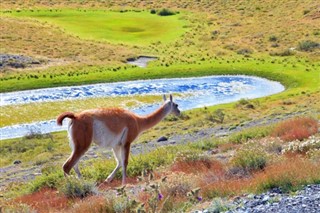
(137, 102), (171, 132)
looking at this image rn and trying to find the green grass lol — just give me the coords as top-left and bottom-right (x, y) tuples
(7, 9), (188, 45)
(229, 125), (273, 144)
(0, 132), (69, 167)
(2, 137), (220, 198)
(2, 56), (319, 93)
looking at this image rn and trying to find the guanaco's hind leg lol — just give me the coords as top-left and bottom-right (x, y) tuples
(63, 121), (92, 176)
(63, 150), (85, 176)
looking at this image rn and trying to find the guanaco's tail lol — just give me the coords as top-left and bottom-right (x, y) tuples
(57, 112), (76, 126)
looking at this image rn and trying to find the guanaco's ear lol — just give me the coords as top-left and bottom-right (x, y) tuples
(170, 94), (173, 102)
(163, 94), (167, 102)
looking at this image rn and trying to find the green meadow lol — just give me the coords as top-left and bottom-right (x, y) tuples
(8, 9), (188, 45)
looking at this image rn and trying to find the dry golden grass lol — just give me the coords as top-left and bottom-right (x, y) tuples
(1, 0), (319, 79)
(0, 16), (135, 71)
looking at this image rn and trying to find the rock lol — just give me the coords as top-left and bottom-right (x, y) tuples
(157, 136), (168, 142)
(13, 160), (21, 165)
(261, 195), (270, 204)
(0, 54), (43, 70)
(210, 149), (219, 154)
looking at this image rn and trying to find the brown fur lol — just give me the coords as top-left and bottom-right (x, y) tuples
(57, 95), (180, 184)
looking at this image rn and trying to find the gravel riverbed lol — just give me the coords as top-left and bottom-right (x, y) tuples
(196, 184), (320, 213)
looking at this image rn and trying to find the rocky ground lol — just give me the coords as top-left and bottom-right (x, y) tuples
(0, 54), (44, 70)
(196, 184), (320, 213)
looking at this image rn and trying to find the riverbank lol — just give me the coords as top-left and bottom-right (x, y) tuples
(195, 184), (320, 213)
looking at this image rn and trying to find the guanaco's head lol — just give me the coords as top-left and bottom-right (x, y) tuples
(163, 94), (181, 116)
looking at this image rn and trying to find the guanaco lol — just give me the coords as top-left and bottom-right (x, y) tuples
(57, 94), (180, 184)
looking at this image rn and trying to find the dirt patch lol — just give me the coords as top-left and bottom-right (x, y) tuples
(126, 56), (158, 67)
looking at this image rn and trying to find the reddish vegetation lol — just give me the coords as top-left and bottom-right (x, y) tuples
(272, 117), (318, 141)
(14, 188), (70, 213)
(251, 157), (320, 188)
(65, 196), (107, 213)
(8, 155), (320, 212)
(170, 159), (225, 175)
(201, 156), (320, 198)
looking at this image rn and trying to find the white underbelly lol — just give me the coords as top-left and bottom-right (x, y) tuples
(92, 119), (127, 148)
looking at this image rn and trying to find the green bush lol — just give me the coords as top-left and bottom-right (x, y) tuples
(237, 48), (253, 55)
(231, 143), (267, 171)
(157, 8), (176, 16)
(297, 40), (319, 52)
(205, 109), (225, 123)
(269, 35), (278, 42)
(29, 171), (64, 192)
(235, 98), (255, 109)
(188, 138), (222, 151)
(58, 177), (98, 198)
(229, 126), (272, 144)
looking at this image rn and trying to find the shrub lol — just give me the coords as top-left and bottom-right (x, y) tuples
(207, 198), (231, 212)
(58, 177), (98, 198)
(297, 40), (319, 52)
(205, 109), (225, 123)
(272, 117), (318, 142)
(269, 49), (295, 56)
(70, 196), (112, 213)
(171, 153), (224, 175)
(150, 9), (157, 14)
(29, 171), (64, 192)
(188, 138), (221, 151)
(127, 147), (177, 177)
(237, 48), (253, 55)
(269, 35), (278, 42)
(303, 10), (310, 15)
(229, 126), (272, 144)
(235, 98), (255, 109)
(157, 8), (176, 16)
(231, 143), (268, 171)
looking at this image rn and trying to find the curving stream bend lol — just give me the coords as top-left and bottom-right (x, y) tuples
(0, 75), (285, 140)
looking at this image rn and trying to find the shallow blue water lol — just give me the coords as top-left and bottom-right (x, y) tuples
(0, 75), (284, 140)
